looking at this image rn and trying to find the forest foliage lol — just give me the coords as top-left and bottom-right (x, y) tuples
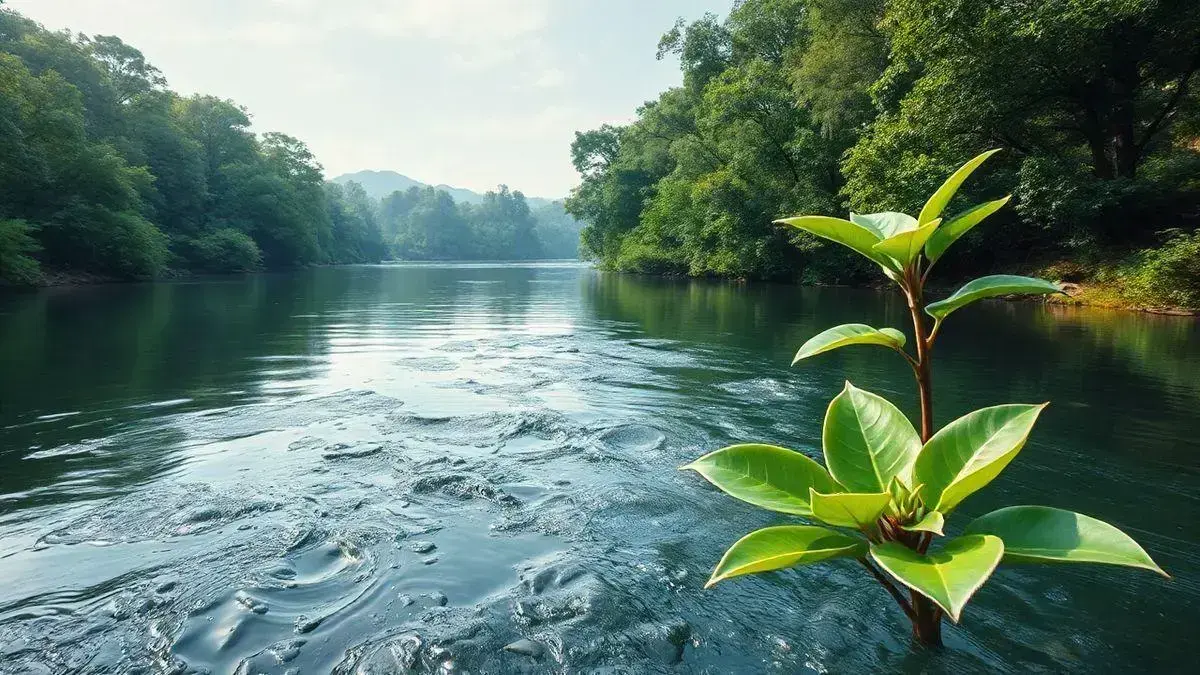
(566, 0), (1200, 301)
(0, 8), (579, 285)
(379, 185), (581, 261)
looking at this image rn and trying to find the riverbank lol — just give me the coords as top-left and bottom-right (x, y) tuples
(1047, 282), (1199, 316)
(11, 261), (1198, 317)
(4, 260), (588, 292)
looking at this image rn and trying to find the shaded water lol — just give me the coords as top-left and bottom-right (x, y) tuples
(0, 262), (1196, 673)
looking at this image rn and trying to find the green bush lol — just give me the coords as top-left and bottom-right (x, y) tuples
(0, 218), (41, 285)
(39, 204), (170, 279)
(612, 238), (689, 276)
(1114, 230), (1200, 310)
(186, 228), (262, 273)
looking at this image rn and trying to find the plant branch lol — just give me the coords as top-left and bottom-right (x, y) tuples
(859, 558), (916, 621)
(926, 318), (943, 346)
(896, 346), (921, 370)
(1136, 50), (1200, 154)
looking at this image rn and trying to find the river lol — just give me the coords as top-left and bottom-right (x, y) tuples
(0, 262), (1196, 673)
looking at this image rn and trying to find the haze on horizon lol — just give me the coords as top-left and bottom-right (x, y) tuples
(9, 0), (729, 198)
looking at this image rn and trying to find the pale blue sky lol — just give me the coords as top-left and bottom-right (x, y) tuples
(10, 0), (731, 198)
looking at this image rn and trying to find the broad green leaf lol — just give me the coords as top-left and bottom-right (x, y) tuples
(964, 506), (1167, 577)
(914, 404), (1047, 513)
(809, 489), (892, 529)
(918, 149), (1002, 225)
(870, 534), (1004, 622)
(792, 324), (906, 365)
(776, 215), (898, 271)
(683, 444), (838, 516)
(706, 525), (866, 588)
(924, 197), (1010, 263)
(850, 211), (918, 238)
(872, 219), (940, 267)
(903, 510), (945, 536)
(926, 275), (1063, 321)
(822, 383), (921, 493)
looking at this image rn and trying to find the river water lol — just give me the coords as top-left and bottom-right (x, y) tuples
(0, 262), (1196, 673)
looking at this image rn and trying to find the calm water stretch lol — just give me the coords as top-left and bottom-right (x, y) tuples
(0, 262), (1197, 673)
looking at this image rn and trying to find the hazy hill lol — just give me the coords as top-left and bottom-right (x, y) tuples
(331, 170), (557, 210)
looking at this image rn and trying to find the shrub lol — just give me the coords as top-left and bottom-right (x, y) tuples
(186, 228), (262, 273)
(1114, 230), (1200, 310)
(0, 218), (42, 285)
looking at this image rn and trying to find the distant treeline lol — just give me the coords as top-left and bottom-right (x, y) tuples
(379, 185), (581, 261)
(566, 0), (1200, 305)
(0, 9), (580, 286)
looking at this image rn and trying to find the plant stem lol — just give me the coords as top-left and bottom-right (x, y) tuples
(902, 266), (944, 648)
(859, 558), (916, 621)
(910, 593), (944, 647)
(905, 275), (934, 442)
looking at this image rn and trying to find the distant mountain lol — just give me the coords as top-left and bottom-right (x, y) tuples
(331, 170), (558, 210)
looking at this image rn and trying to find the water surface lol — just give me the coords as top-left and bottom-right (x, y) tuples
(0, 262), (1196, 673)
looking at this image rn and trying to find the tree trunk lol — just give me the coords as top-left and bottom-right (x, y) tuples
(1110, 59), (1141, 179)
(911, 593), (943, 647)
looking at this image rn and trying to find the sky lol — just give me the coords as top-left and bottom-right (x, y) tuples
(9, 0), (731, 198)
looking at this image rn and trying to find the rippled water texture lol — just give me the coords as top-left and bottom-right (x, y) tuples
(0, 262), (1197, 673)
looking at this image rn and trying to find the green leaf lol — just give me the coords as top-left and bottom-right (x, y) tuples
(776, 215), (898, 271)
(809, 489), (892, 529)
(918, 148), (1002, 225)
(870, 534), (1004, 622)
(792, 324), (906, 365)
(964, 506), (1168, 577)
(706, 525), (866, 588)
(822, 382), (921, 493)
(850, 211), (918, 238)
(903, 511), (945, 536)
(924, 197), (1010, 263)
(914, 404), (1048, 513)
(872, 219), (940, 267)
(926, 275), (1063, 321)
(683, 444), (839, 516)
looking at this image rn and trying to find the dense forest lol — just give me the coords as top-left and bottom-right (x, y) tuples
(378, 185), (581, 261)
(567, 0), (1200, 307)
(0, 9), (389, 284)
(0, 8), (579, 286)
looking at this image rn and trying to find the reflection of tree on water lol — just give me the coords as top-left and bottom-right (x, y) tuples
(0, 270), (366, 504)
(0, 264), (557, 506)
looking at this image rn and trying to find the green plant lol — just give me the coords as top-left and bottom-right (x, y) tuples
(0, 218), (42, 286)
(186, 228), (263, 273)
(683, 149), (1168, 647)
(1115, 230), (1200, 310)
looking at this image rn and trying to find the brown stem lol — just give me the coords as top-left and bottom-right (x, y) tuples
(859, 558), (916, 621)
(905, 276), (934, 442)
(917, 531), (933, 555)
(902, 268), (944, 646)
(910, 593), (944, 647)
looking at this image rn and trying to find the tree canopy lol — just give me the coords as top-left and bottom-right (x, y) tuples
(379, 184), (580, 261)
(567, 0), (1200, 284)
(0, 9), (389, 283)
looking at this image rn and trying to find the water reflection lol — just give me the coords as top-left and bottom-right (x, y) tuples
(0, 263), (1195, 673)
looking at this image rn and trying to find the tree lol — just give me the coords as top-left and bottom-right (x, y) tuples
(567, 0), (1200, 288)
(83, 34), (166, 104)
